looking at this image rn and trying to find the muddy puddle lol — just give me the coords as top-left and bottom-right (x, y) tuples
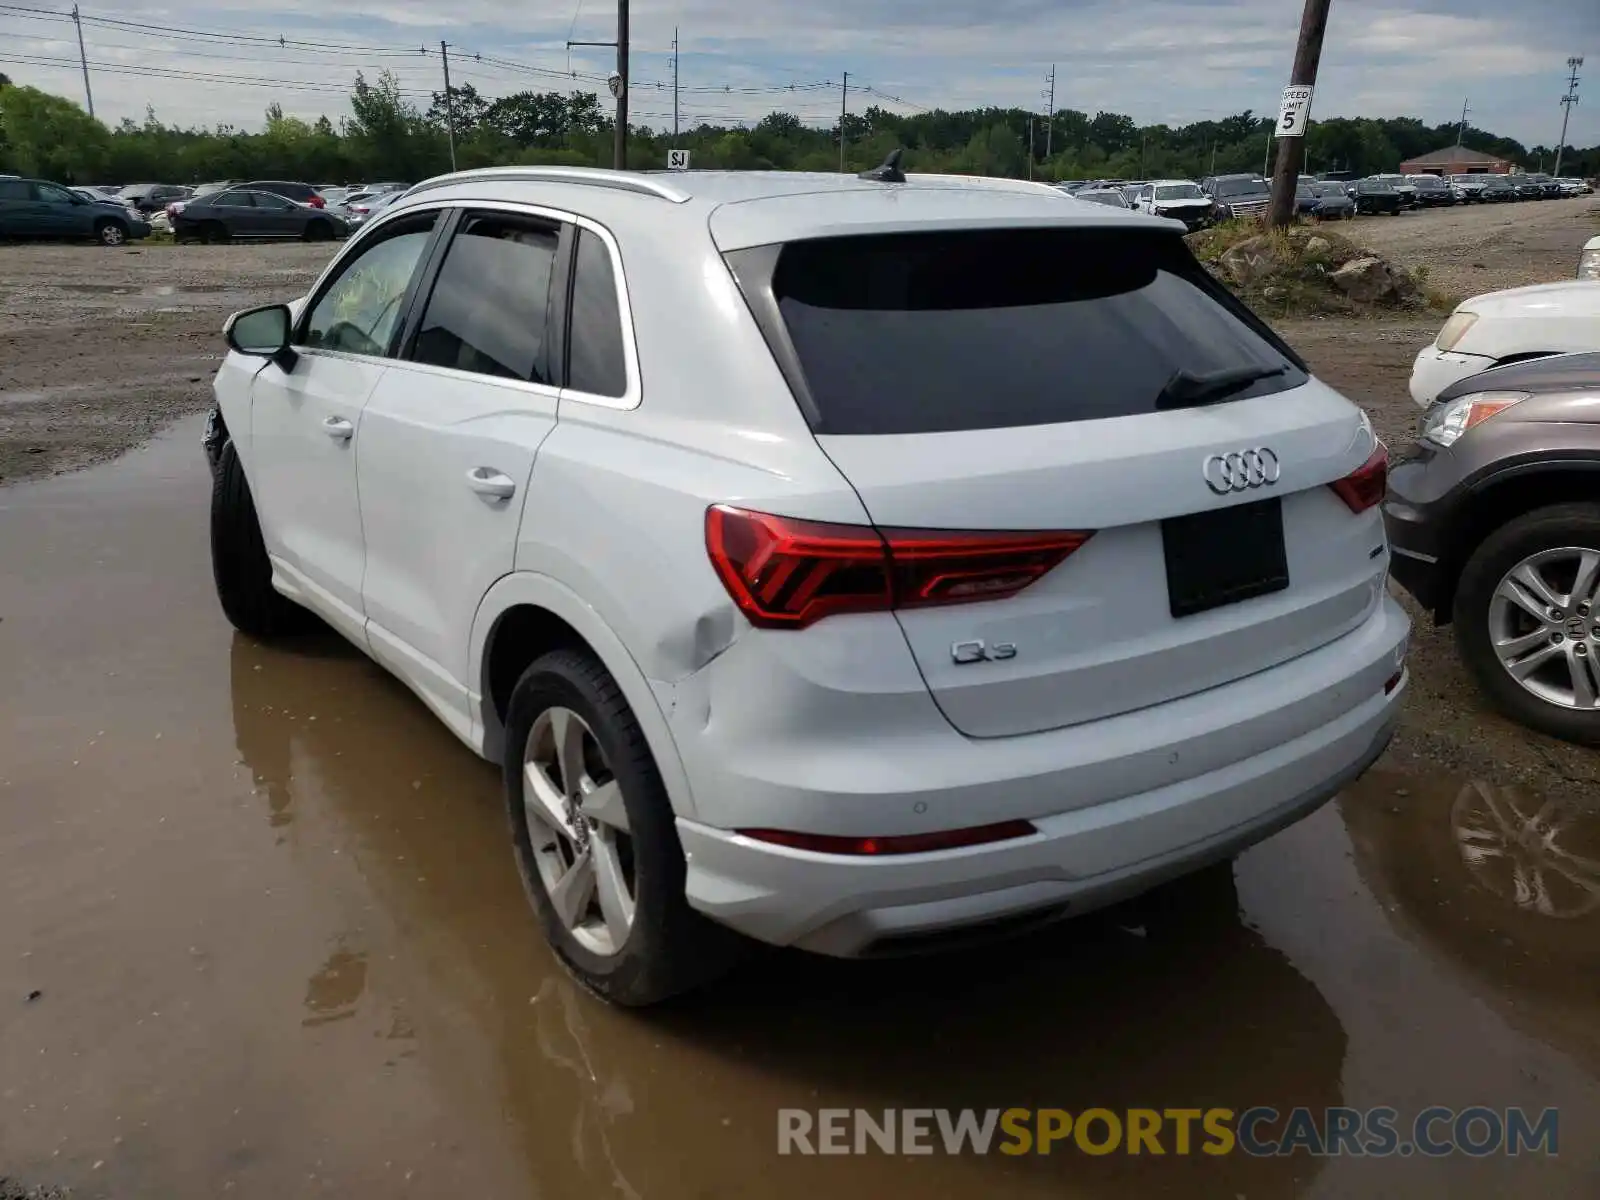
(2, 418), (1597, 1199)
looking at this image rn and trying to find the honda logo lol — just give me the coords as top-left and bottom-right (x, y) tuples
(1202, 447), (1281, 495)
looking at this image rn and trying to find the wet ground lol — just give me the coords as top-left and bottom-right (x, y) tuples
(3, 416), (1598, 1199)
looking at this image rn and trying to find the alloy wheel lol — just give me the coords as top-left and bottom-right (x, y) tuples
(102, 224), (125, 246)
(522, 706), (636, 957)
(1487, 546), (1600, 710)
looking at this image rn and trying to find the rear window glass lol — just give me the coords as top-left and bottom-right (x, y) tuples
(767, 229), (1307, 436)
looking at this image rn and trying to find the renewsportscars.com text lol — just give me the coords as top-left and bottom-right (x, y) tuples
(777, 1106), (1559, 1158)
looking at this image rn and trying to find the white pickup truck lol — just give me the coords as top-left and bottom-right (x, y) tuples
(1410, 233), (1600, 407)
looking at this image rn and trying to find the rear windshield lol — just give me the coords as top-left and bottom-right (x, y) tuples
(763, 228), (1307, 436)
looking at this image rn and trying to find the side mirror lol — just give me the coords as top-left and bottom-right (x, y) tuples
(225, 303), (296, 370)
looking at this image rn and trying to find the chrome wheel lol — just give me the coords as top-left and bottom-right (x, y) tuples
(1453, 781), (1600, 918)
(522, 706), (636, 957)
(1487, 546), (1600, 710)
(100, 223), (125, 246)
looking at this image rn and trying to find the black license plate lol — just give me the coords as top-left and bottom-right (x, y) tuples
(1162, 498), (1289, 618)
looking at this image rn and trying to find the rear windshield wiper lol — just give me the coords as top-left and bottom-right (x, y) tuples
(1155, 364), (1287, 411)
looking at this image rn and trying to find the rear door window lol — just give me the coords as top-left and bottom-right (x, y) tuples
(761, 228), (1307, 435)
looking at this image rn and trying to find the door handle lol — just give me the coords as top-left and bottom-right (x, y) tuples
(322, 416), (354, 441)
(467, 467), (517, 500)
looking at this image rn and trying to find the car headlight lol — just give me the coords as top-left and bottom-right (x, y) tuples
(1422, 390), (1529, 447)
(1580, 248), (1600, 281)
(1434, 310), (1480, 353)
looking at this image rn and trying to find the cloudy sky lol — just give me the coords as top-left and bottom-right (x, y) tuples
(1, 0), (1594, 147)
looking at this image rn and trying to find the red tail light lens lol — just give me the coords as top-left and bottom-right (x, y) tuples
(705, 505), (1092, 630)
(308, 194), (326, 208)
(738, 820), (1037, 856)
(1330, 444), (1387, 513)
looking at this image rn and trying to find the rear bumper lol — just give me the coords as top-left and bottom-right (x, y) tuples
(1410, 344), (1494, 408)
(674, 595), (1409, 955)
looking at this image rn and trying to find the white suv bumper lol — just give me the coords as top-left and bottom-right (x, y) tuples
(1410, 344), (1494, 408)
(674, 594), (1408, 956)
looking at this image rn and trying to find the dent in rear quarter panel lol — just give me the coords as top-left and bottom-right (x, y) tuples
(514, 410), (868, 682)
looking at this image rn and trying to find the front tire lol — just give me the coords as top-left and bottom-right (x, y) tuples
(95, 218), (127, 247)
(210, 440), (312, 638)
(302, 220), (332, 243)
(502, 649), (739, 1006)
(1453, 503), (1600, 746)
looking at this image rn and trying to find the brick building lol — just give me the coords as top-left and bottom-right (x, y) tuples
(1398, 146), (1516, 176)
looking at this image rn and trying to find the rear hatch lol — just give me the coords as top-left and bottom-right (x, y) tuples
(732, 225), (1388, 739)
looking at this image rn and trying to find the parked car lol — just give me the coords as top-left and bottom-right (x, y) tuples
(242, 180), (327, 209)
(118, 183), (191, 214)
(191, 181), (237, 199)
(1135, 179), (1213, 230)
(0, 177), (151, 245)
(70, 185), (121, 203)
(1409, 278), (1600, 406)
(1385, 351), (1600, 744)
(203, 164), (1407, 1004)
(1295, 179), (1355, 221)
(1371, 174), (1417, 208)
(1349, 177), (1403, 215)
(1205, 174), (1271, 221)
(1071, 187), (1131, 209)
(1580, 234), (1600, 281)
(172, 187), (346, 243)
(1406, 174), (1456, 207)
(1449, 174), (1490, 202)
(1556, 177), (1590, 197)
(342, 189), (404, 229)
(1510, 175), (1546, 201)
(1522, 173), (1563, 199)
(1479, 175), (1517, 203)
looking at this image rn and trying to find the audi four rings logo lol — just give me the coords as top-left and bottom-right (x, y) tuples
(1202, 447), (1281, 495)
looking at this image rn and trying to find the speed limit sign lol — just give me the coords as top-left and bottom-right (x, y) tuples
(667, 149), (691, 171)
(1276, 85), (1314, 138)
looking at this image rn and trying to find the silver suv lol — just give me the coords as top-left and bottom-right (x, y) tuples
(207, 164), (1409, 1004)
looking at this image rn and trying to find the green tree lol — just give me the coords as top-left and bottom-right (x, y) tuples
(0, 84), (109, 180)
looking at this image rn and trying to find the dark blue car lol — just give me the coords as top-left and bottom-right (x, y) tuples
(0, 177), (151, 245)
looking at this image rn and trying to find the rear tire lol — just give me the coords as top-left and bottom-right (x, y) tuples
(94, 218), (127, 247)
(201, 221), (229, 245)
(1452, 503), (1600, 747)
(210, 440), (313, 639)
(502, 649), (741, 1006)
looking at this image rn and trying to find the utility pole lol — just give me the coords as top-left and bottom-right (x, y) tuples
(1044, 65), (1056, 161)
(1027, 117), (1035, 180)
(615, 0), (629, 169)
(567, 0), (628, 170)
(439, 41), (458, 171)
(1266, 0), (1332, 227)
(1455, 97), (1470, 146)
(1555, 57), (1583, 177)
(71, 4), (93, 118)
(671, 27), (680, 145)
(839, 71), (849, 172)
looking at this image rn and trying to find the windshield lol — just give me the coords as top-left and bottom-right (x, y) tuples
(1214, 178), (1268, 198)
(1411, 176), (1443, 189)
(764, 228), (1306, 436)
(1076, 191), (1127, 207)
(1314, 183), (1346, 197)
(1155, 184), (1204, 201)
(1362, 180), (1395, 193)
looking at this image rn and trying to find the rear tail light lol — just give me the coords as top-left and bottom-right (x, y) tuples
(705, 505), (1092, 630)
(308, 194), (325, 208)
(738, 820), (1037, 856)
(1330, 444), (1387, 513)
(351, 205), (370, 214)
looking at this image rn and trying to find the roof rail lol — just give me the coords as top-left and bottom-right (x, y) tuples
(403, 166), (691, 204)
